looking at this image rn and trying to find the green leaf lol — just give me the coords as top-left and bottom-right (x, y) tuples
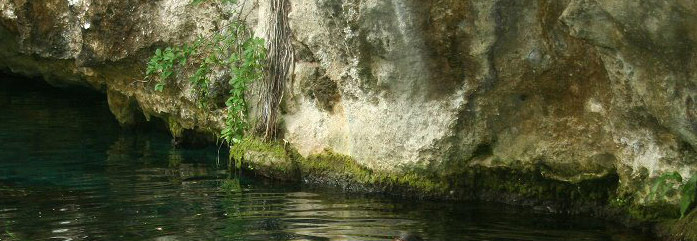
(161, 71), (172, 80)
(142, 19), (266, 147)
(680, 175), (697, 218)
(154, 83), (165, 92)
(146, 66), (155, 76)
(225, 98), (235, 107)
(651, 172), (683, 201)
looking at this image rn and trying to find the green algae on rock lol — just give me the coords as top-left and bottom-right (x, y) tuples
(230, 138), (623, 215)
(2, 0), (697, 239)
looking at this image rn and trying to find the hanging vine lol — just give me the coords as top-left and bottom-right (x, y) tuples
(143, 0), (293, 145)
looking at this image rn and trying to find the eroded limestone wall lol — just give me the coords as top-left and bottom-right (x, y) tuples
(1, 0), (696, 208)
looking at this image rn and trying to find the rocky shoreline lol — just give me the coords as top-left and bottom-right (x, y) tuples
(1, 0), (696, 239)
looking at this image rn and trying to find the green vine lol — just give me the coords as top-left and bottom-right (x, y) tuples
(143, 0), (267, 147)
(649, 172), (697, 218)
(145, 45), (194, 92)
(222, 30), (266, 144)
(680, 175), (697, 218)
(649, 171), (682, 202)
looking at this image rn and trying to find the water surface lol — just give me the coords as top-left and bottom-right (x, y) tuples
(0, 77), (652, 240)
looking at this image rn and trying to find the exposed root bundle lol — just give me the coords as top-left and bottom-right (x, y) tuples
(258, 0), (293, 140)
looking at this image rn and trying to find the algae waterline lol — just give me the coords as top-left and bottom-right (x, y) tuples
(0, 76), (654, 240)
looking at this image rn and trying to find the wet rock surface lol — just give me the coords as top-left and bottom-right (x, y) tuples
(1, 0), (697, 238)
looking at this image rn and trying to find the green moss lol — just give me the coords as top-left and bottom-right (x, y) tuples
(229, 137), (298, 180)
(219, 137), (697, 241)
(626, 203), (681, 221)
(167, 117), (183, 138)
(229, 137), (286, 162)
(227, 138), (448, 195)
(229, 139), (621, 209)
(226, 139), (693, 224)
(299, 151), (449, 195)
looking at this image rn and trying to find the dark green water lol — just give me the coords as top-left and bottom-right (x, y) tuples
(0, 77), (652, 241)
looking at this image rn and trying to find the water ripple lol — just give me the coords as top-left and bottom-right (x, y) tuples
(0, 77), (654, 241)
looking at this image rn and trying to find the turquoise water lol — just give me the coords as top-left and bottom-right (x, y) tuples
(0, 77), (652, 240)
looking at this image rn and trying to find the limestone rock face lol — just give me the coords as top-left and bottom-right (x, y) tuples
(1, 0), (696, 207)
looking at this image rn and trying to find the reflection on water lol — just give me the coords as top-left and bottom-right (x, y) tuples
(0, 77), (653, 240)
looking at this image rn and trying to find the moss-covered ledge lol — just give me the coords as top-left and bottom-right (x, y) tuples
(231, 138), (616, 208)
(229, 138), (692, 240)
(229, 138), (448, 194)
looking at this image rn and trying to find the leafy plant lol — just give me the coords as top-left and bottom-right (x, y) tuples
(146, 45), (194, 92)
(143, 0), (290, 175)
(649, 172), (697, 219)
(188, 0), (291, 141)
(680, 175), (697, 218)
(143, 1), (267, 147)
(221, 31), (266, 145)
(650, 171), (682, 202)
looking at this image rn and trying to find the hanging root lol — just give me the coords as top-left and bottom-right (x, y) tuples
(259, 0), (293, 140)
